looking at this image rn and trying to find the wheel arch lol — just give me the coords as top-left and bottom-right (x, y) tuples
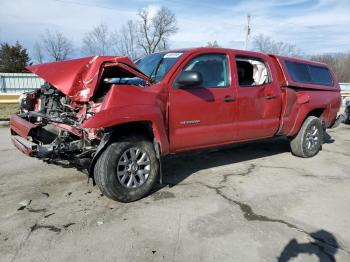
(306, 108), (325, 118)
(87, 119), (167, 178)
(83, 104), (169, 149)
(288, 106), (326, 137)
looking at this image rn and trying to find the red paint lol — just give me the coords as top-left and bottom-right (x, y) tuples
(26, 56), (150, 102)
(11, 136), (33, 155)
(12, 48), (341, 158)
(10, 114), (37, 138)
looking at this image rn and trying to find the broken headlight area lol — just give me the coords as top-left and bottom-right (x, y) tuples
(19, 83), (81, 123)
(15, 83), (102, 170)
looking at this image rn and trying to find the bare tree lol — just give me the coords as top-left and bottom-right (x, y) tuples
(137, 7), (178, 54)
(82, 24), (111, 56)
(113, 20), (139, 60)
(252, 34), (302, 57)
(311, 53), (350, 82)
(32, 42), (44, 64)
(206, 41), (221, 48)
(42, 30), (73, 61)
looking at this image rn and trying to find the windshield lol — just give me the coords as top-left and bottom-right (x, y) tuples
(135, 52), (184, 82)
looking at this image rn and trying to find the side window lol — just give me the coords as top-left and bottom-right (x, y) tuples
(176, 54), (229, 88)
(285, 61), (333, 86)
(236, 56), (271, 87)
(309, 65), (333, 86)
(285, 61), (311, 83)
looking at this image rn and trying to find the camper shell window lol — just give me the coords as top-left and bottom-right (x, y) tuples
(285, 61), (333, 86)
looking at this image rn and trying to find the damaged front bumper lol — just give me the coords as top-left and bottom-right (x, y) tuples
(10, 114), (37, 156)
(10, 114), (55, 158)
(10, 113), (97, 165)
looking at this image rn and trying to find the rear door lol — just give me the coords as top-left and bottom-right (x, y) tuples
(233, 53), (282, 141)
(168, 51), (237, 152)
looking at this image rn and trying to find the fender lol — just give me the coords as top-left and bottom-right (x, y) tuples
(279, 89), (312, 136)
(286, 90), (341, 136)
(287, 103), (327, 137)
(279, 89), (329, 137)
(82, 104), (169, 155)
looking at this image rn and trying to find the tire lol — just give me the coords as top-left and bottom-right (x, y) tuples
(290, 116), (323, 158)
(94, 135), (159, 202)
(344, 105), (350, 125)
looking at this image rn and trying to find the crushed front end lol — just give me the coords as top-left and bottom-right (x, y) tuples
(10, 56), (152, 171)
(10, 83), (101, 170)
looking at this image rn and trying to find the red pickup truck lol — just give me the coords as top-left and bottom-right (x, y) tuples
(10, 47), (341, 202)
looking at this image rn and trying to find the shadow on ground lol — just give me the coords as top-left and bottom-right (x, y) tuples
(324, 132), (335, 144)
(278, 230), (339, 262)
(149, 131), (335, 195)
(160, 136), (291, 187)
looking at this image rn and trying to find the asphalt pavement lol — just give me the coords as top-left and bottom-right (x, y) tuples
(1, 125), (350, 262)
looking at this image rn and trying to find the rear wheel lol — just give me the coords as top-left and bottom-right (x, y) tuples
(94, 136), (159, 202)
(290, 116), (323, 158)
(344, 103), (350, 124)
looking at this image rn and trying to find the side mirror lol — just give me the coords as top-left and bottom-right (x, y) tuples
(176, 71), (203, 88)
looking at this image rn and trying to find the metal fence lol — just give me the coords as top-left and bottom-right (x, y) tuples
(340, 83), (350, 91)
(0, 73), (44, 94)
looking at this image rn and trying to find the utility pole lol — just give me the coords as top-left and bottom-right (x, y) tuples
(245, 14), (251, 50)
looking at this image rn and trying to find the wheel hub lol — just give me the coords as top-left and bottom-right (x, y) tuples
(305, 125), (319, 151)
(130, 162), (139, 173)
(116, 147), (151, 188)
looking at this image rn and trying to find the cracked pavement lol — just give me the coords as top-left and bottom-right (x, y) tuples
(1, 125), (350, 262)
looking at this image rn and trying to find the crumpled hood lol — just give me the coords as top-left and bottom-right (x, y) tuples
(26, 56), (150, 102)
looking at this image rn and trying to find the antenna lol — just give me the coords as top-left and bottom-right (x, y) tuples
(245, 14), (251, 50)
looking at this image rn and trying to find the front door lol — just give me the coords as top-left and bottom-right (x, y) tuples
(169, 52), (237, 152)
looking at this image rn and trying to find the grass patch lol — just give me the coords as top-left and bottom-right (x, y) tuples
(0, 104), (19, 120)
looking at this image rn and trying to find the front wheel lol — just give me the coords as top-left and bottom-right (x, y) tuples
(94, 136), (159, 202)
(290, 116), (323, 158)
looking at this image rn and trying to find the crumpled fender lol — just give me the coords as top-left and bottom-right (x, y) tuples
(82, 104), (169, 155)
(287, 105), (320, 137)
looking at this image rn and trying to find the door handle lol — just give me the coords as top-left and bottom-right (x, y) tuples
(264, 95), (277, 100)
(223, 96), (235, 102)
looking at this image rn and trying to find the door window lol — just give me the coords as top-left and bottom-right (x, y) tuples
(175, 54), (229, 88)
(236, 56), (271, 86)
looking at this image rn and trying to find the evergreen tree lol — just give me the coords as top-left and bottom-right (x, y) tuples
(0, 41), (31, 72)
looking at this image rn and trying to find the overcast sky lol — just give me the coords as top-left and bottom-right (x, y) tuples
(1, 0), (349, 58)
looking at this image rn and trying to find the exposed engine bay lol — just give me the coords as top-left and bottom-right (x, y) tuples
(16, 83), (101, 169)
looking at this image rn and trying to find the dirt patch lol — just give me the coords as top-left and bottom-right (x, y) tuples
(0, 104), (19, 120)
(152, 191), (176, 201)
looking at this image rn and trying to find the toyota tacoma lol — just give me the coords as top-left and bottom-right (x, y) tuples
(10, 48), (342, 202)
